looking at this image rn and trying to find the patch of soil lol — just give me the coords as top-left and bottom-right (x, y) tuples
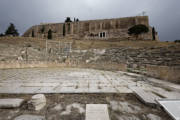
(0, 93), (172, 120)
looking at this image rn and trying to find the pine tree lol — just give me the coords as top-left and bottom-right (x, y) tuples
(65, 17), (72, 23)
(5, 23), (19, 36)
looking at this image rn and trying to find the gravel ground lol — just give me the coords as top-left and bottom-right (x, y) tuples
(0, 93), (172, 120)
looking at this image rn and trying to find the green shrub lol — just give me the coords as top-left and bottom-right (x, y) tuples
(63, 24), (66, 36)
(128, 24), (149, 40)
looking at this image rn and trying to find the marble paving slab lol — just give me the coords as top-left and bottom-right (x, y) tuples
(86, 104), (110, 120)
(0, 68), (179, 96)
(157, 99), (180, 120)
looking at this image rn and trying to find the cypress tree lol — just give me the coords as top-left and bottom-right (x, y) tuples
(48, 29), (52, 39)
(32, 30), (35, 37)
(63, 24), (66, 36)
(152, 27), (156, 40)
(41, 26), (45, 33)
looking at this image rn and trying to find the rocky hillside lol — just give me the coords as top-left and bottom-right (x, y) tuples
(0, 36), (178, 61)
(0, 36), (180, 83)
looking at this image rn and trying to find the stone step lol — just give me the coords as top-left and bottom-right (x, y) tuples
(14, 114), (45, 120)
(86, 104), (110, 120)
(131, 87), (162, 107)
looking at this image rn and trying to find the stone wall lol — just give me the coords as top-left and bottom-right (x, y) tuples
(101, 46), (180, 67)
(23, 16), (155, 41)
(0, 61), (66, 69)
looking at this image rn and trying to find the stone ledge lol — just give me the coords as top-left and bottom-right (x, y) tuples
(0, 98), (24, 108)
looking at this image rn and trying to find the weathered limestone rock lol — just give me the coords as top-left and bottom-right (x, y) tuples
(86, 59), (90, 63)
(0, 99), (24, 108)
(52, 104), (62, 111)
(147, 114), (161, 120)
(61, 103), (85, 115)
(14, 114), (45, 120)
(17, 56), (23, 61)
(28, 94), (46, 111)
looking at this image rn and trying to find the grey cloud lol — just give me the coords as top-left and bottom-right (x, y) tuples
(0, 0), (180, 41)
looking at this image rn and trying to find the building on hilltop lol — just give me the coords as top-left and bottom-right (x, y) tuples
(23, 16), (159, 41)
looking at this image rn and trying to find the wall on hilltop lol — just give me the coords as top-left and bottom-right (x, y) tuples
(23, 16), (157, 41)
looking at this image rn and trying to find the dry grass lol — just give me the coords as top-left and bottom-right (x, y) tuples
(0, 36), (179, 50)
(71, 39), (179, 49)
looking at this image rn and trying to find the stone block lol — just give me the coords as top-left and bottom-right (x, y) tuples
(86, 104), (110, 120)
(131, 87), (161, 107)
(0, 99), (24, 108)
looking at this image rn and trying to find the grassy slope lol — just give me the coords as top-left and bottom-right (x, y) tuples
(0, 36), (179, 50)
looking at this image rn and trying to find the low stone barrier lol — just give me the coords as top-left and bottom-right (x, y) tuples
(0, 60), (179, 84)
(0, 61), (67, 69)
(0, 60), (126, 70)
(145, 65), (180, 84)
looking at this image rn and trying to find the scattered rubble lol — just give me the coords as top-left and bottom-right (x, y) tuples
(61, 103), (85, 115)
(110, 101), (141, 114)
(146, 114), (162, 120)
(0, 94), (172, 120)
(52, 104), (63, 111)
(117, 115), (140, 120)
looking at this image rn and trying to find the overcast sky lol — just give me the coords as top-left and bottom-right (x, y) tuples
(0, 0), (180, 41)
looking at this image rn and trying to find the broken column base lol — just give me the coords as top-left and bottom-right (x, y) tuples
(28, 94), (46, 111)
